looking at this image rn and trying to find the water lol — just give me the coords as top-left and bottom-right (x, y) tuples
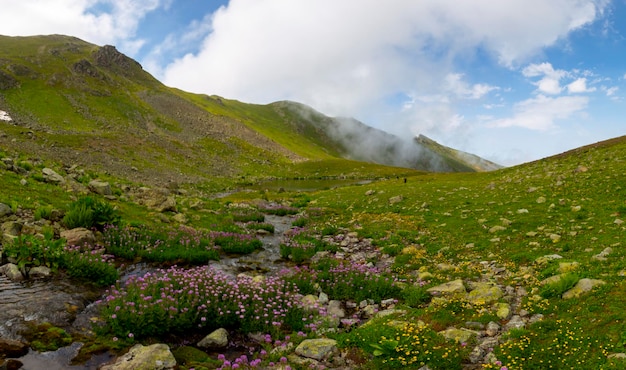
(1, 214), (296, 368)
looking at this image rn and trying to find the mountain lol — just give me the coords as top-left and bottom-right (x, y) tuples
(0, 34), (498, 187)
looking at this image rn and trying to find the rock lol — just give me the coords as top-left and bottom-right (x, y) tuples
(136, 188), (177, 213)
(88, 179), (112, 195)
(327, 300), (345, 318)
(197, 328), (229, 349)
(593, 247), (613, 261)
(469, 346), (485, 364)
(608, 353), (626, 359)
(61, 227), (95, 247)
(571, 205), (582, 212)
(562, 278), (606, 299)
(29, 266), (51, 279)
(427, 279), (466, 295)
(100, 343), (176, 370)
(295, 338), (338, 361)
(0, 338), (29, 358)
(0, 263), (25, 281)
(0, 203), (12, 218)
(1, 221), (22, 237)
(1, 359), (24, 370)
(439, 328), (478, 343)
(535, 254), (563, 264)
(365, 190), (375, 196)
(42, 168), (65, 183)
(388, 195), (403, 204)
(318, 292), (329, 305)
(486, 321), (500, 337)
(558, 262), (580, 273)
(536, 196), (546, 203)
(467, 283), (503, 304)
(495, 302), (511, 319)
(615, 219), (624, 225)
(504, 315), (525, 331)
(489, 225), (507, 233)
(172, 213), (188, 224)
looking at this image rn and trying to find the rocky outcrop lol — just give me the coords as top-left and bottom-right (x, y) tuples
(42, 168), (65, 184)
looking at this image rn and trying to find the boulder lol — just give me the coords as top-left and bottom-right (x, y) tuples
(88, 179), (112, 195)
(0, 338), (29, 358)
(439, 328), (478, 343)
(0, 263), (25, 281)
(562, 278), (606, 299)
(427, 279), (466, 295)
(61, 228), (95, 247)
(467, 283), (503, 304)
(197, 328), (228, 349)
(29, 266), (52, 279)
(295, 338), (338, 361)
(1, 221), (22, 237)
(42, 168), (65, 184)
(0, 203), (12, 218)
(137, 188), (177, 213)
(100, 344), (176, 370)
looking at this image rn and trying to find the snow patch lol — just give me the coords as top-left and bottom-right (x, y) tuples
(0, 110), (12, 122)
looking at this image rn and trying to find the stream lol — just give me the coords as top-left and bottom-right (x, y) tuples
(1, 214), (295, 369)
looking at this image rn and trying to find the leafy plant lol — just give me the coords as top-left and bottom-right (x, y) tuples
(63, 196), (120, 230)
(539, 273), (579, 299)
(4, 229), (65, 271)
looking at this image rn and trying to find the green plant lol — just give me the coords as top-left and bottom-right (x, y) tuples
(60, 245), (119, 286)
(4, 229), (65, 271)
(63, 196), (120, 230)
(401, 285), (432, 307)
(539, 273), (579, 299)
(34, 205), (54, 221)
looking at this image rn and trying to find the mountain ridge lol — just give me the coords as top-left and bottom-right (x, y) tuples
(0, 34), (498, 188)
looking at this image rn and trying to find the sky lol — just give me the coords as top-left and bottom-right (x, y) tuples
(1, 0), (625, 166)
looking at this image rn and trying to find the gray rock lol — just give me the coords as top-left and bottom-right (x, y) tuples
(0, 263), (25, 281)
(467, 282), (503, 304)
(562, 278), (606, 299)
(1, 221), (22, 237)
(197, 328), (229, 349)
(427, 279), (466, 295)
(88, 179), (112, 195)
(100, 343), (176, 370)
(504, 315), (526, 331)
(61, 228), (95, 247)
(486, 321), (500, 337)
(42, 168), (65, 183)
(327, 300), (345, 318)
(29, 266), (52, 279)
(0, 203), (12, 218)
(295, 338), (338, 361)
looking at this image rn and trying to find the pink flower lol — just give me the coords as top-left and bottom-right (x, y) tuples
(128, 333), (134, 338)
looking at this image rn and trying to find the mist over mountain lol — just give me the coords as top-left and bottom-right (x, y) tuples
(0, 34), (499, 185)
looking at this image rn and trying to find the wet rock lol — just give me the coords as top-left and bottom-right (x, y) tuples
(0, 338), (29, 358)
(0, 263), (24, 281)
(100, 343), (176, 370)
(197, 328), (228, 349)
(42, 168), (65, 184)
(562, 278), (606, 299)
(88, 179), (112, 195)
(295, 338), (338, 361)
(61, 228), (95, 247)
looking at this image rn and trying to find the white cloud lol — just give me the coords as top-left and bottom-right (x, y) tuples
(522, 63), (568, 95)
(605, 86), (619, 96)
(567, 78), (596, 93)
(161, 0), (607, 121)
(0, 0), (164, 56)
(487, 94), (588, 131)
(444, 74), (499, 99)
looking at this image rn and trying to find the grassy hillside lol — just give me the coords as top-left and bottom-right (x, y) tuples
(0, 34), (496, 191)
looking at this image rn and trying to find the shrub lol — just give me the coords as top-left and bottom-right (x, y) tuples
(63, 196), (120, 230)
(212, 232), (262, 254)
(401, 285), (432, 308)
(61, 245), (118, 286)
(539, 273), (579, 299)
(245, 222), (275, 233)
(4, 229), (64, 271)
(34, 205), (54, 221)
(98, 266), (305, 339)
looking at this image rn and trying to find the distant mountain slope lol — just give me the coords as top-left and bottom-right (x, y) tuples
(0, 34), (499, 186)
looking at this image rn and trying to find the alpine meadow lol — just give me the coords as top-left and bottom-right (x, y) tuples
(0, 35), (625, 370)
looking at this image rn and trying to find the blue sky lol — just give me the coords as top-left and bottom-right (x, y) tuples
(1, 0), (625, 166)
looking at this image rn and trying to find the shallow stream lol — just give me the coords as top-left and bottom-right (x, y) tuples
(2, 214), (295, 369)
